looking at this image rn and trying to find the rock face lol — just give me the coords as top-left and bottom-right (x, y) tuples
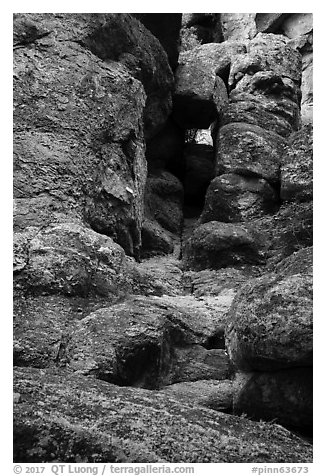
(280, 124), (313, 202)
(15, 222), (128, 298)
(229, 33), (302, 87)
(223, 76), (301, 137)
(13, 13), (149, 258)
(183, 221), (264, 271)
(173, 41), (246, 128)
(67, 295), (230, 388)
(13, 11), (313, 463)
(215, 123), (286, 184)
(80, 13), (174, 139)
(201, 174), (278, 223)
(225, 273), (313, 371)
(233, 368), (313, 432)
(226, 262), (313, 432)
(14, 367), (313, 463)
(250, 202), (313, 267)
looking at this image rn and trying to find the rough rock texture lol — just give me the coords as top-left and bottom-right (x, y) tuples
(200, 174), (278, 223)
(161, 379), (234, 413)
(129, 256), (184, 297)
(182, 265), (262, 298)
(280, 125), (313, 202)
(144, 170), (184, 235)
(220, 14), (257, 40)
(13, 13), (149, 257)
(132, 14), (182, 71)
(174, 72), (228, 130)
(223, 75), (301, 136)
(183, 221), (265, 271)
(215, 123), (286, 184)
(14, 222), (128, 298)
(13, 367), (313, 463)
(229, 33), (302, 89)
(249, 202), (313, 267)
(13, 295), (114, 368)
(79, 13), (174, 139)
(13, 11), (314, 461)
(67, 295), (229, 388)
(173, 41), (246, 128)
(225, 273), (313, 371)
(233, 369), (313, 432)
(274, 247), (313, 278)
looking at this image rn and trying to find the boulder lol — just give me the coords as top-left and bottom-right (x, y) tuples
(14, 222), (128, 298)
(13, 13), (148, 256)
(274, 247), (313, 278)
(129, 255), (183, 297)
(225, 273), (313, 371)
(280, 125), (313, 202)
(229, 33), (302, 89)
(249, 202), (313, 266)
(80, 13), (174, 138)
(183, 221), (265, 271)
(223, 77), (301, 136)
(13, 295), (112, 368)
(233, 368), (313, 433)
(132, 14), (182, 70)
(200, 174), (278, 223)
(282, 14), (313, 39)
(215, 123), (286, 185)
(173, 41), (246, 128)
(13, 367), (313, 462)
(67, 295), (229, 387)
(174, 74), (228, 130)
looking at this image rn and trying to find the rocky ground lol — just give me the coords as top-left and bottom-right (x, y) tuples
(13, 13), (313, 463)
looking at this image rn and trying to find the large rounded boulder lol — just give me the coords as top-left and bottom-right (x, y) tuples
(225, 273), (313, 371)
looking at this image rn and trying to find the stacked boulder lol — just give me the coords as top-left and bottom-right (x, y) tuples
(181, 32), (312, 434)
(225, 248), (313, 432)
(184, 33), (303, 270)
